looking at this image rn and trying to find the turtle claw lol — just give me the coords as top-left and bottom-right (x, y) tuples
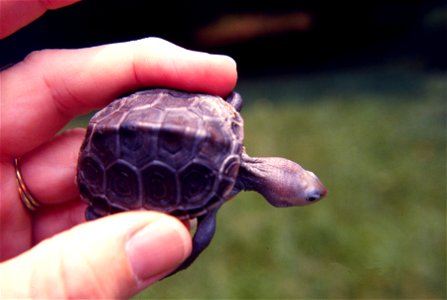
(85, 206), (102, 221)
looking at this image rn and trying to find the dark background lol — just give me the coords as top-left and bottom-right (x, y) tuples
(1, 0), (445, 74)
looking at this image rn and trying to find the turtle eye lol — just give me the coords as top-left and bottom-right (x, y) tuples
(306, 190), (326, 202)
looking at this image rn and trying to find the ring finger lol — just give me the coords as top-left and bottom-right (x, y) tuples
(18, 128), (86, 205)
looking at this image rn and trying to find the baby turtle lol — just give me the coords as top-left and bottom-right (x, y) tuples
(77, 88), (327, 275)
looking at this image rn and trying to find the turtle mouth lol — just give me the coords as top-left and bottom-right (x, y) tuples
(269, 200), (294, 208)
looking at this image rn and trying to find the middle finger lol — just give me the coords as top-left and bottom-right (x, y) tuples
(18, 129), (85, 206)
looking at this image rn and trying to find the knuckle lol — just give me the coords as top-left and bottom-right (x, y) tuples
(22, 49), (54, 65)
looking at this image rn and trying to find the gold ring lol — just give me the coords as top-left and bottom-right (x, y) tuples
(14, 158), (41, 211)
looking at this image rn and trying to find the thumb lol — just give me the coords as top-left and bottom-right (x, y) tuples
(0, 211), (192, 299)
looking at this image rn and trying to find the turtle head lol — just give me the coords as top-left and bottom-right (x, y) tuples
(281, 167), (327, 206)
(237, 155), (327, 207)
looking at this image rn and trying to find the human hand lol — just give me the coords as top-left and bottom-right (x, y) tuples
(0, 1), (237, 298)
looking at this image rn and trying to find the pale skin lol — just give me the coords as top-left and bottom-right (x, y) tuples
(0, 1), (237, 298)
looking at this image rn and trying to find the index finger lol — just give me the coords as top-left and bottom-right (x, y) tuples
(0, 37), (237, 157)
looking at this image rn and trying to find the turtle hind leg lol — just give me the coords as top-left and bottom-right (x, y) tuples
(165, 207), (219, 278)
(85, 203), (123, 221)
(85, 205), (103, 220)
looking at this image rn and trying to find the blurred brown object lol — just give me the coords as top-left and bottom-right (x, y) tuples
(196, 12), (313, 47)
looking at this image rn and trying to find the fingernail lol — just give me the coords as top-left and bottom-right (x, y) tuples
(126, 218), (189, 282)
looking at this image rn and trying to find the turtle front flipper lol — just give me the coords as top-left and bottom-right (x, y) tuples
(85, 206), (102, 221)
(166, 207), (219, 277)
(235, 153), (327, 207)
(225, 92), (243, 112)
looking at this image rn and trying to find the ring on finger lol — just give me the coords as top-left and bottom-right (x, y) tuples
(14, 158), (42, 211)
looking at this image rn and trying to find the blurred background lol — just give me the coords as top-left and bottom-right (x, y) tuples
(2, 0), (445, 298)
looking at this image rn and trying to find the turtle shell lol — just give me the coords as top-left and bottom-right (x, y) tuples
(77, 89), (244, 219)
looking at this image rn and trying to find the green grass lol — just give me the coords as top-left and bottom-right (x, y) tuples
(136, 67), (445, 299)
(71, 66), (446, 299)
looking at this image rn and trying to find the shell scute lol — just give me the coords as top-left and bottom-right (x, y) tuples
(141, 162), (178, 211)
(122, 106), (165, 127)
(106, 160), (140, 209)
(77, 155), (105, 196)
(196, 119), (232, 162)
(156, 108), (203, 168)
(179, 161), (216, 205)
(118, 125), (158, 167)
(89, 125), (120, 166)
